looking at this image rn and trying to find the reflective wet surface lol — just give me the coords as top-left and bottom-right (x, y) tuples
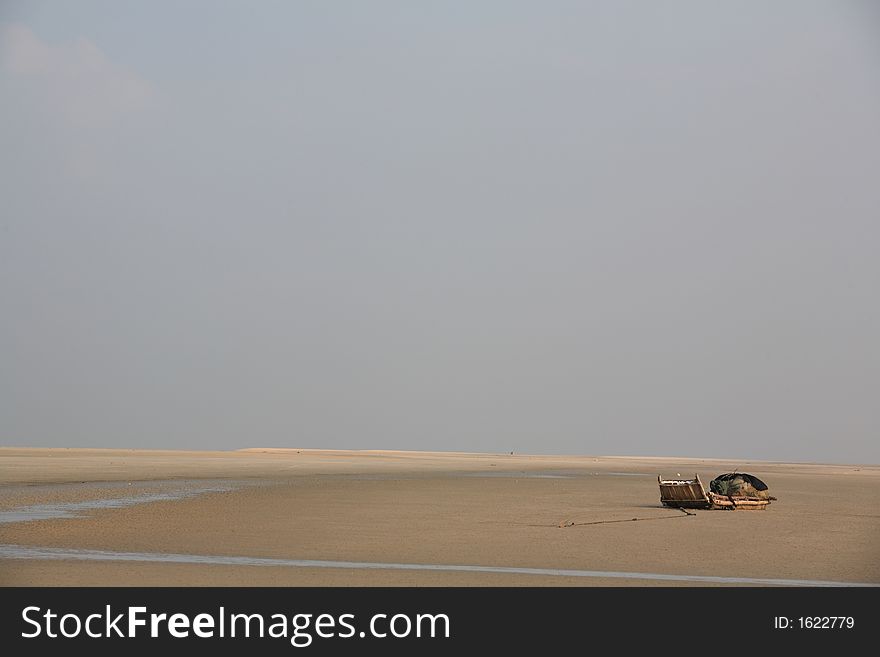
(0, 544), (874, 587)
(0, 480), (240, 524)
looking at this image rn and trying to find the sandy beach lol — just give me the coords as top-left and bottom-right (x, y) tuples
(1, 447), (877, 586)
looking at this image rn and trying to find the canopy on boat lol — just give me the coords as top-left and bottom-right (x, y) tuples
(709, 472), (770, 499)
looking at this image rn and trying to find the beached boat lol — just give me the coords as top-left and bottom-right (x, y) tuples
(658, 472), (774, 510)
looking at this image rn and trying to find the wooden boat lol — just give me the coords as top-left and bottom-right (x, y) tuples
(658, 473), (773, 510)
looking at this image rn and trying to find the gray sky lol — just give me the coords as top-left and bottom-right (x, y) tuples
(2, 1), (879, 463)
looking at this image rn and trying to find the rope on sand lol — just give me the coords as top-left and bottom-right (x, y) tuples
(558, 509), (695, 528)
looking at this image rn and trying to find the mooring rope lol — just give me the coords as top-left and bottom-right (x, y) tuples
(558, 508), (695, 528)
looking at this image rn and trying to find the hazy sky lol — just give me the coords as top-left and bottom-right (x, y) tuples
(2, 2), (879, 463)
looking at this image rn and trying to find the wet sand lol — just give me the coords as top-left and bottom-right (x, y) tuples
(1, 447), (878, 586)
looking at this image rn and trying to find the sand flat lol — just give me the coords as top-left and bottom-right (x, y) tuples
(0, 447), (877, 586)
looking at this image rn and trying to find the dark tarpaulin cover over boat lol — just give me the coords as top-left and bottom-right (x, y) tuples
(709, 472), (770, 499)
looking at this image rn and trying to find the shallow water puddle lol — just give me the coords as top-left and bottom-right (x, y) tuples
(0, 481), (239, 524)
(0, 544), (874, 587)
